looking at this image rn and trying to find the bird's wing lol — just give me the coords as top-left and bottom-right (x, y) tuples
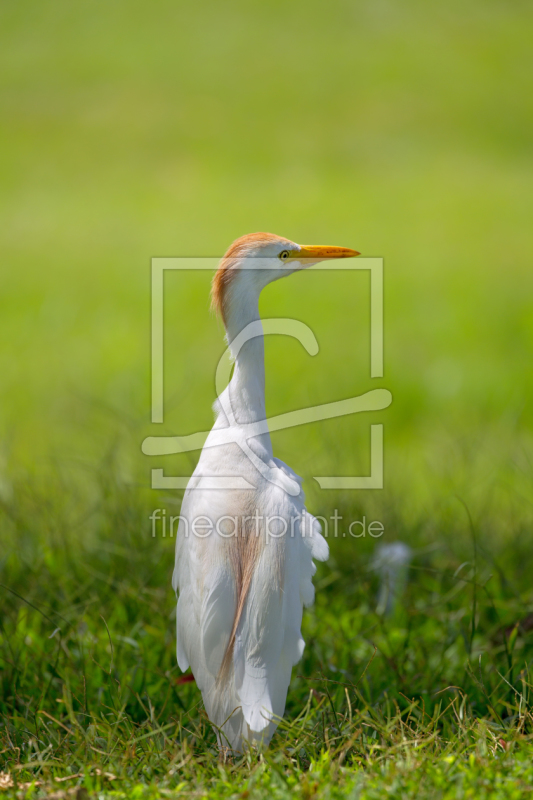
(173, 482), (236, 684)
(233, 465), (329, 737)
(272, 457), (329, 604)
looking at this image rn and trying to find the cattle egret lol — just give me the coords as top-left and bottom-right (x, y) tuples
(172, 232), (359, 752)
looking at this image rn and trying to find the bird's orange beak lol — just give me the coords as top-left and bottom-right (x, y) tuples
(297, 244), (360, 263)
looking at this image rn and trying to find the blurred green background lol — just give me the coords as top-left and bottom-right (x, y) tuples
(1, 0), (532, 524)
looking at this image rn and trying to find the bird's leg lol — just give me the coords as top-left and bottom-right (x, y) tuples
(218, 746), (234, 765)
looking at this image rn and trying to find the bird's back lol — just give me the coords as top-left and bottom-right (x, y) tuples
(172, 450), (328, 751)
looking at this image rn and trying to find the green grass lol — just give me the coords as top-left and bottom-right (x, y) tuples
(2, 471), (533, 798)
(1, 0), (533, 796)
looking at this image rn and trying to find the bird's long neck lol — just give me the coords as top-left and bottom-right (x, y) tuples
(225, 294), (267, 427)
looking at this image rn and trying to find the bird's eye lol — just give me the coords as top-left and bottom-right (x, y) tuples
(279, 250), (291, 261)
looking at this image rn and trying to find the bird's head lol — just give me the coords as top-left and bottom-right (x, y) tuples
(211, 232), (360, 323)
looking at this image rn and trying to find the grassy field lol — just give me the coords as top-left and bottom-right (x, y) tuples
(1, 0), (533, 796)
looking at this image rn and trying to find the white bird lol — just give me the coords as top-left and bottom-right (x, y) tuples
(172, 232), (359, 752)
